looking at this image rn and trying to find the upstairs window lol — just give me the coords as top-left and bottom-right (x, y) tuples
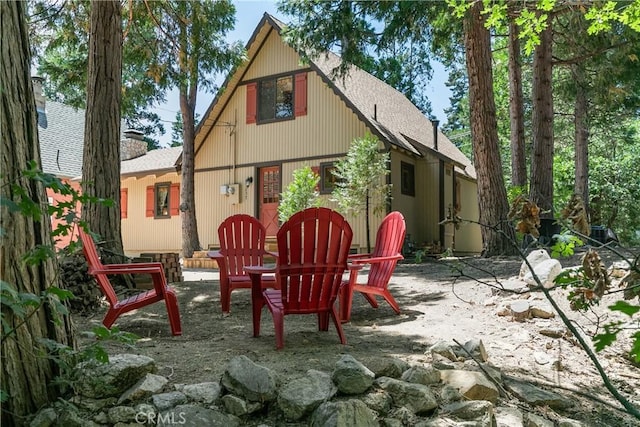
(259, 76), (293, 122)
(246, 72), (307, 124)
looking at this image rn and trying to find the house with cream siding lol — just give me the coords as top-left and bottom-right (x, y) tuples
(120, 143), (183, 255)
(189, 13), (482, 254)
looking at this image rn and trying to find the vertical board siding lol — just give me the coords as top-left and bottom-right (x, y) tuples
(121, 173), (181, 256)
(454, 175), (482, 253)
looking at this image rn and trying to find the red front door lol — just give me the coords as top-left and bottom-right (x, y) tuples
(259, 166), (280, 235)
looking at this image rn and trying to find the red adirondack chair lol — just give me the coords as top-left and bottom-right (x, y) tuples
(339, 211), (406, 323)
(208, 214), (277, 313)
(77, 226), (182, 336)
(246, 207), (359, 349)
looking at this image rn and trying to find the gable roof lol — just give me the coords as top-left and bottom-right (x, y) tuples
(121, 146), (182, 178)
(38, 101), (85, 178)
(195, 13), (475, 180)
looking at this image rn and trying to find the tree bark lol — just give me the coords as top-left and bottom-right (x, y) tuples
(179, 11), (201, 258)
(1, 2), (73, 425)
(573, 63), (589, 216)
(508, 19), (527, 188)
(82, 0), (126, 264)
(530, 22), (555, 218)
(464, 2), (517, 256)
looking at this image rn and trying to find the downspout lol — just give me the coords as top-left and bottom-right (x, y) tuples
(434, 120), (445, 248)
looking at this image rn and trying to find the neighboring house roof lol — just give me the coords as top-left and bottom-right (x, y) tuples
(38, 101), (85, 178)
(121, 146), (182, 178)
(195, 13), (476, 180)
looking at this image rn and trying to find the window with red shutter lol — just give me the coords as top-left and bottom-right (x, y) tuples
(120, 189), (128, 219)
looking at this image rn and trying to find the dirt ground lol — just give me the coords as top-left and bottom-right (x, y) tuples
(76, 249), (640, 426)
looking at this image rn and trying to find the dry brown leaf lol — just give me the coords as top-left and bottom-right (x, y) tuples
(582, 250), (610, 298)
(561, 194), (590, 236)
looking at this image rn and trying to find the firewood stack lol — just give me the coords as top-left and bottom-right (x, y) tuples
(59, 252), (103, 314)
(138, 252), (183, 283)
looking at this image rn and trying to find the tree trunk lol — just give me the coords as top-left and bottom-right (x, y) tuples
(508, 19), (527, 188)
(82, 0), (126, 265)
(464, 2), (517, 256)
(573, 63), (589, 216)
(1, 3), (73, 425)
(179, 94), (201, 258)
(179, 13), (201, 258)
(530, 22), (555, 218)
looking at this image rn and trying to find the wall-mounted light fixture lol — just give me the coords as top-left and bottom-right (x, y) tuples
(245, 176), (253, 188)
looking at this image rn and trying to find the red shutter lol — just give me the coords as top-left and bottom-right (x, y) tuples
(294, 72), (307, 117)
(120, 189), (128, 219)
(146, 186), (154, 217)
(246, 82), (257, 124)
(169, 183), (180, 216)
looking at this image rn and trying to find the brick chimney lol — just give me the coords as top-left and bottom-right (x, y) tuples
(121, 129), (148, 160)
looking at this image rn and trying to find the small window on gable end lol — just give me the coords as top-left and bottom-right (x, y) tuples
(155, 182), (171, 218)
(258, 74), (293, 123)
(401, 162), (415, 197)
(320, 162), (339, 194)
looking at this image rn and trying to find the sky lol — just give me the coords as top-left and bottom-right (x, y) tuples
(155, 0), (451, 147)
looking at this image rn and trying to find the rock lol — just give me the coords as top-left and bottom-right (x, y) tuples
(107, 406), (137, 424)
(439, 385), (463, 403)
(157, 404), (240, 427)
(332, 354), (375, 395)
(442, 400), (494, 420)
(365, 357), (410, 379)
(505, 377), (573, 409)
(400, 365), (441, 385)
(76, 354), (156, 398)
(118, 373), (168, 403)
(462, 339), (488, 362)
(68, 396), (117, 412)
(182, 382), (221, 404)
(523, 259), (562, 288)
(386, 406), (419, 425)
(520, 250), (550, 278)
(526, 413), (555, 427)
(221, 355), (278, 403)
(428, 341), (459, 362)
(375, 376), (438, 414)
(557, 418), (586, 426)
(362, 389), (393, 415)
(495, 405), (524, 426)
(310, 399), (378, 427)
(221, 394), (261, 416)
(152, 391), (188, 411)
(278, 370), (337, 421)
(440, 370), (499, 403)
(29, 407), (57, 427)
